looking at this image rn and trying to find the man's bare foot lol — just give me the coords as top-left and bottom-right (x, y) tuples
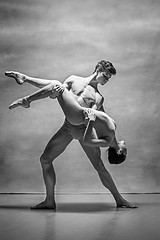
(117, 199), (137, 209)
(31, 201), (56, 210)
(9, 98), (30, 110)
(5, 71), (26, 85)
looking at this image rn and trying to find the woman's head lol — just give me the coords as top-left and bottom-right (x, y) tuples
(108, 141), (127, 164)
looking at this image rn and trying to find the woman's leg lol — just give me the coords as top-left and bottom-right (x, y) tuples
(27, 85), (85, 126)
(9, 81), (86, 125)
(9, 80), (61, 109)
(26, 77), (54, 88)
(57, 89), (85, 125)
(5, 71), (55, 88)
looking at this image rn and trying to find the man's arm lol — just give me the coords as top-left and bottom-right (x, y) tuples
(92, 95), (104, 111)
(63, 75), (75, 90)
(98, 104), (106, 112)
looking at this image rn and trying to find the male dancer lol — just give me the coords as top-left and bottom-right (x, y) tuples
(6, 60), (137, 209)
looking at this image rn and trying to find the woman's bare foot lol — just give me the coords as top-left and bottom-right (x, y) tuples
(9, 98), (30, 110)
(117, 199), (137, 209)
(5, 71), (27, 85)
(31, 201), (56, 210)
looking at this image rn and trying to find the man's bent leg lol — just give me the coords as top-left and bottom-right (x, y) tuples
(31, 124), (73, 209)
(80, 141), (137, 208)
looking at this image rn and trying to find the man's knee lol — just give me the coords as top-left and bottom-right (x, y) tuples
(40, 154), (53, 166)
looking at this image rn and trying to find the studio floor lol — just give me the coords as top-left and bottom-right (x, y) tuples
(0, 193), (160, 240)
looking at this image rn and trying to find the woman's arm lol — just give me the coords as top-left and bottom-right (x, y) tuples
(82, 109), (112, 148)
(63, 75), (74, 90)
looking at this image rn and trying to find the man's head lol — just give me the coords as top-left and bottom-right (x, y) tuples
(94, 60), (116, 75)
(94, 60), (116, 85)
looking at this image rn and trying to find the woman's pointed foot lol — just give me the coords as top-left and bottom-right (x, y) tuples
(5, 71), (26, 85)
(31, 201), (56, 210)
(9, 98), (30, 110)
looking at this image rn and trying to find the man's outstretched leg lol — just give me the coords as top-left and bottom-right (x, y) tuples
(31, 124), (73, 210)
(80, 142), (137, 208)
(5, 71), (54, 88)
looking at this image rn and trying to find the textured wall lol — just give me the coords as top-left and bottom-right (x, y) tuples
(0, 0), (160, 193)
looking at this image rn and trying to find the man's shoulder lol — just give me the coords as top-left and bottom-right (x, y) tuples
(64, 75), (87, 88)
(65, 75), (84, 82)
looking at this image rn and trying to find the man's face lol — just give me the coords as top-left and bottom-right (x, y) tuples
(96, 71), (112, 85)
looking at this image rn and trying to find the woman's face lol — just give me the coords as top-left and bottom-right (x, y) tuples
(96, 71), (112, 85)
(118, 141), (127, 155)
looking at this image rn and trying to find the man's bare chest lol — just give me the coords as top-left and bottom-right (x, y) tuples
(71, 84), (97, 99)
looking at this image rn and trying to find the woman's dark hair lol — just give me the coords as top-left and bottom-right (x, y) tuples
(108, 147), (127, 164)
(94, 60), (116, 75)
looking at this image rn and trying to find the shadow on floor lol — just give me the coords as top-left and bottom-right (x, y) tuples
(0, 202), (116, 213)
(57, 202), (115, 213)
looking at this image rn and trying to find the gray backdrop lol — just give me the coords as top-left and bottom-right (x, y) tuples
(0, 0), (160, 193)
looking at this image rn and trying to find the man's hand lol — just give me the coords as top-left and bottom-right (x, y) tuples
(50, 85), (65, 99)
(83, 109), (96, 121)
(54, 85), (65, 94)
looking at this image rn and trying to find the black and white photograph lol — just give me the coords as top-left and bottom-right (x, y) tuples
(0, 0), (160, 240)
